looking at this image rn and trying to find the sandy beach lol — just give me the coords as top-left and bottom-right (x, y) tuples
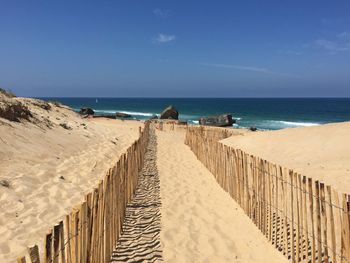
(0, 95), (142, 261)
(221, 122), (350, 194)
(157, 129), (288, 262)
(1, 93), (349, 262)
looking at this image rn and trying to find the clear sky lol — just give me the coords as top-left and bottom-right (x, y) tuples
(1, 1), (350, 97)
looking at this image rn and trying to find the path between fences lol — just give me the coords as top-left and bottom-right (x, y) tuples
(155, 130), (287, 262)
(110, 128), (162, 262)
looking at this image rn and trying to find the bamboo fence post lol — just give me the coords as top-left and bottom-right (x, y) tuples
(290, 170), (296, 263)
(53, 224), (60, 263)
(262, 159), (266, 235)
(309, 178), (316, 263)
(326, 186), (336, 263)
(315, 181), (322, 263)
(65, 215), (72, 263)
(28, 245), (40, 263)
(252, 156), (257, 225)
(69, 212), (76, 263)
(302, 176), (309, 263)
(268, 162), (273, 241)
(45, 232), (53, 263)
(320, 183), (329, 263)
(90, 188), (98, 263)
(298, 174), (304, 262)
(341, 194), (350, 263)
(74, 210), (80, 263)
(274, 164), (278, 248)
(294, 173), (300, 263)
(283, 167), (289, 257)
(82, 202), (88, 263)
(85, 193), (93, 262)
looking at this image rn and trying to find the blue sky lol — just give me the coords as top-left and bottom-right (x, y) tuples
(1, 1), (350, 97)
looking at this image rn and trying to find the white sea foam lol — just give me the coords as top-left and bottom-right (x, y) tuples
(278, 121), (320, 127)
(94, 109), (154, 117)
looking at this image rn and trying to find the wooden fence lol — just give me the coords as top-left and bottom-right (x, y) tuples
(185, 126), (350, 263)
(17, 121), (150, 263)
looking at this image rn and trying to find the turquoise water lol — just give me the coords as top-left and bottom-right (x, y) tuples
(40, 98), (350, 130)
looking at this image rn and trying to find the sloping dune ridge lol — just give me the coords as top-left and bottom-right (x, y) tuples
(221, 121), (350, 194)
(0, 94), (142, 262)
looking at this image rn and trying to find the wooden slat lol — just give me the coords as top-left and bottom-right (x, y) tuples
(64, 215), (71, 263)
(309, 178), (316, 263)
(326, 186), (337, 263)
(28, 245), (40, 263)
(315, 181), (322, 263)
(295, 173), (300, 262)
(320, 183), (329, 263)
(53, 224), (60, 263)
(302, 176), (309, 263)
(341, 194), (350, 263)
(45, 232), (53, 263)
(290, 170), (295, 263)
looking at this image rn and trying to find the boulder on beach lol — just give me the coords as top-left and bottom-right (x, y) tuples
(199, 114), (235, 127)
(160, 105), (179, 120)
(116, 112), (131, 118)
(249, 126), (258, 131)
(79, 107), (94, 115)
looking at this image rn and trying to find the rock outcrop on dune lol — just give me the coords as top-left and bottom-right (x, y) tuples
(199, 114), (235, 127)
(79, 107), (94, 115)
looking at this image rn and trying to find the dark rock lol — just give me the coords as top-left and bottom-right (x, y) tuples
(79, 107), (94, 115)
(199, 114), (235, 127)
(116, 112), (131, 118)
(32, 100), (51, 110)
(160, 105), (179, 120)
(150, 115), (158, 120)
(249, 126), (258, 131)
(0, 179), (10, 188)
(59, 123), (72, 130)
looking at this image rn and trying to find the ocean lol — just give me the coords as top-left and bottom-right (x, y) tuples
(40, 98), (350, 130)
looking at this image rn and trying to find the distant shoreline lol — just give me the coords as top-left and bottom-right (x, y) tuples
(39, 97), (350, 130)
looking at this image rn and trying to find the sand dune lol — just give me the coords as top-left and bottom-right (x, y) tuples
(157, 129), (287, 262)
(221, 121), (350, 193)
(0, 97), (142, 262)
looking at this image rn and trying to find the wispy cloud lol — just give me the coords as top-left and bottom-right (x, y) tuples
(278, 49), (302, 56)
(153, 8), (168, 18)
(314, 32), (350, 54)
(285, 50), (302, 56)
(338, 31), (350, 39)
(200, 63), (297, 77)
(200, 63), (273, 74)
(154, 34), (176, 44)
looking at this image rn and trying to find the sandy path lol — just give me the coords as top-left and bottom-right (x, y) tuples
(157, 129), (288, 263)
(111, 128), (162, 262)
